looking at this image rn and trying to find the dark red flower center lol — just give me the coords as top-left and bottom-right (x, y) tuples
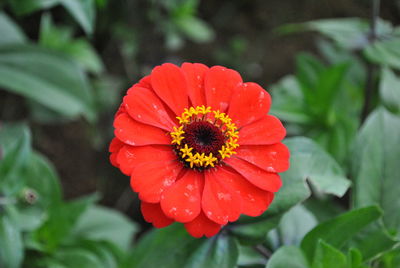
(183, 121), (225, 156)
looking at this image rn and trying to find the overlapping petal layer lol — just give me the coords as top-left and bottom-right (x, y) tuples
(110, 62), (289, 238)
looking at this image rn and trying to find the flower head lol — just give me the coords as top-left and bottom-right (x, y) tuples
(110, 63), (289, 238)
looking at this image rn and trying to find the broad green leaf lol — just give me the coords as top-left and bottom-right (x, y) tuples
(240, 136), (350, 228)
(379, 68), (400, 114)
(54, 248), (104, 268)
(185, 235), (239, 268)
(237, 245), (266, 267)
(379, 248), (400, 268)
(347, 248), (366, 268)
(35, 194), (99, 251)
(123, 224), (202, 268)
(269, 205), (317, 248)
(279, 18), (392, 50)
(59, 0), (95, 35)
(7, 0), (95, 35)
(0, 216), (23, 268)
(5, 205), (46, 231)
(352, 108), (400, 238)
(0, 124), (31, 194)
(312, 240), (347, 268)
(364, 38), (400, 70)
(73, 205), (137, 251)
(266, 246), (308, 268)
(0, 11), (26, 45)
(304, 198), (345, 223)
(175, 16), (215, 43)
(40, 13), (103, 73)
(232, 214), (281, 245)
(0, 44), (96, 121)
(7, 0), (59, 16)
(270, 75), (311, 124)
(26, 152), (62, 206)
(296, 53), (348, 119)
(348, 223), (397, 261)
(301, 206), (382, 261)
(0, 123), (30, 156)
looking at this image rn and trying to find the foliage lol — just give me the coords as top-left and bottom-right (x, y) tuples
(1, 1), (400, 268)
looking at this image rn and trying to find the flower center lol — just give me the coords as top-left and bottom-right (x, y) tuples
(170, 106), (239, 169)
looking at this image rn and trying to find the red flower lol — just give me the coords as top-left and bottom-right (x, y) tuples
(109, 63), (289, 238)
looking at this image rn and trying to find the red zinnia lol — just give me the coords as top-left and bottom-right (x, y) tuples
(109, 63), (289, 238)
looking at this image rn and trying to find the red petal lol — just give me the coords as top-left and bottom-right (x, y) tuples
(131, 160), (182, 203)
(202, 169), (242, 225)
(141, 202), (174, 228)
(117, 145), (173, 176)
(109, 137), (124, 153)
(137, 75), (152, 90)
(239, 115), (286, 145)
(205, 66), (243, 112)
(224, 157), (282, 192)
(114, 113), (170, 146)
(184, 212), (221, 238)
(235, 143), (290, 173)
(181, 63), (208, 107)
(114, 104), (126, 118)
(151, 63), (189, 116)
(109, 137), (124, 168)
(160, 170), (203, 223)
(123, 86), (176, 131)
(217, 167), (275, 217)
(228, 82), (271, 127)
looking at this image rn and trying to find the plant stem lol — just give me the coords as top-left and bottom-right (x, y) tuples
(253, 244), (272, 259)
(361, 0), (380, 122)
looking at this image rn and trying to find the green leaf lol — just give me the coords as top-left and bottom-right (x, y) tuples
(72, 205), (137, 251)
(5, 205), (46, 231)
(281, 137), (350, 198)
(175, 16), (215, 43)
(348, 223), (398, 261)
(0, 124), (31, 194)
(312, 240), (347, 268)
(270, 75), (311, 124)
(364, 38), (400, 70)
(269, 205), (317, 248)
(185, 235), (239, 268)
(239, 136), (350, 231)
(35, 194), (99, 251)
(123, 224), (202, 268)
(352, 108), (400, 239)
(279, 18), (392, 50)
(0, 44), (96, 121)
(379, 68), (400, 114)
(300, 206), (382, 261)
(26, 152), (62, 206)
(7, 0), (95, 35)
(237, 245), (266, 267)
(0, 216), (23, 268)
(54, 248), (104, 268)
(296, 54), (348, 119)
(232, 214), (281, 245)
(266, 246), (309, 268)
(59, 0), (96, 35)
(7, 0), (59, 16)
(0, 11), (26, 45)
(347, 248), (365, 268)
(39, 13), (103, 73)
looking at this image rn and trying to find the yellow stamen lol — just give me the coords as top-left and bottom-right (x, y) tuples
(170, 106), (239, 169)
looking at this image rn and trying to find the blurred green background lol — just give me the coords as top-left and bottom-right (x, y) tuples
(1, 0), (400, 267)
